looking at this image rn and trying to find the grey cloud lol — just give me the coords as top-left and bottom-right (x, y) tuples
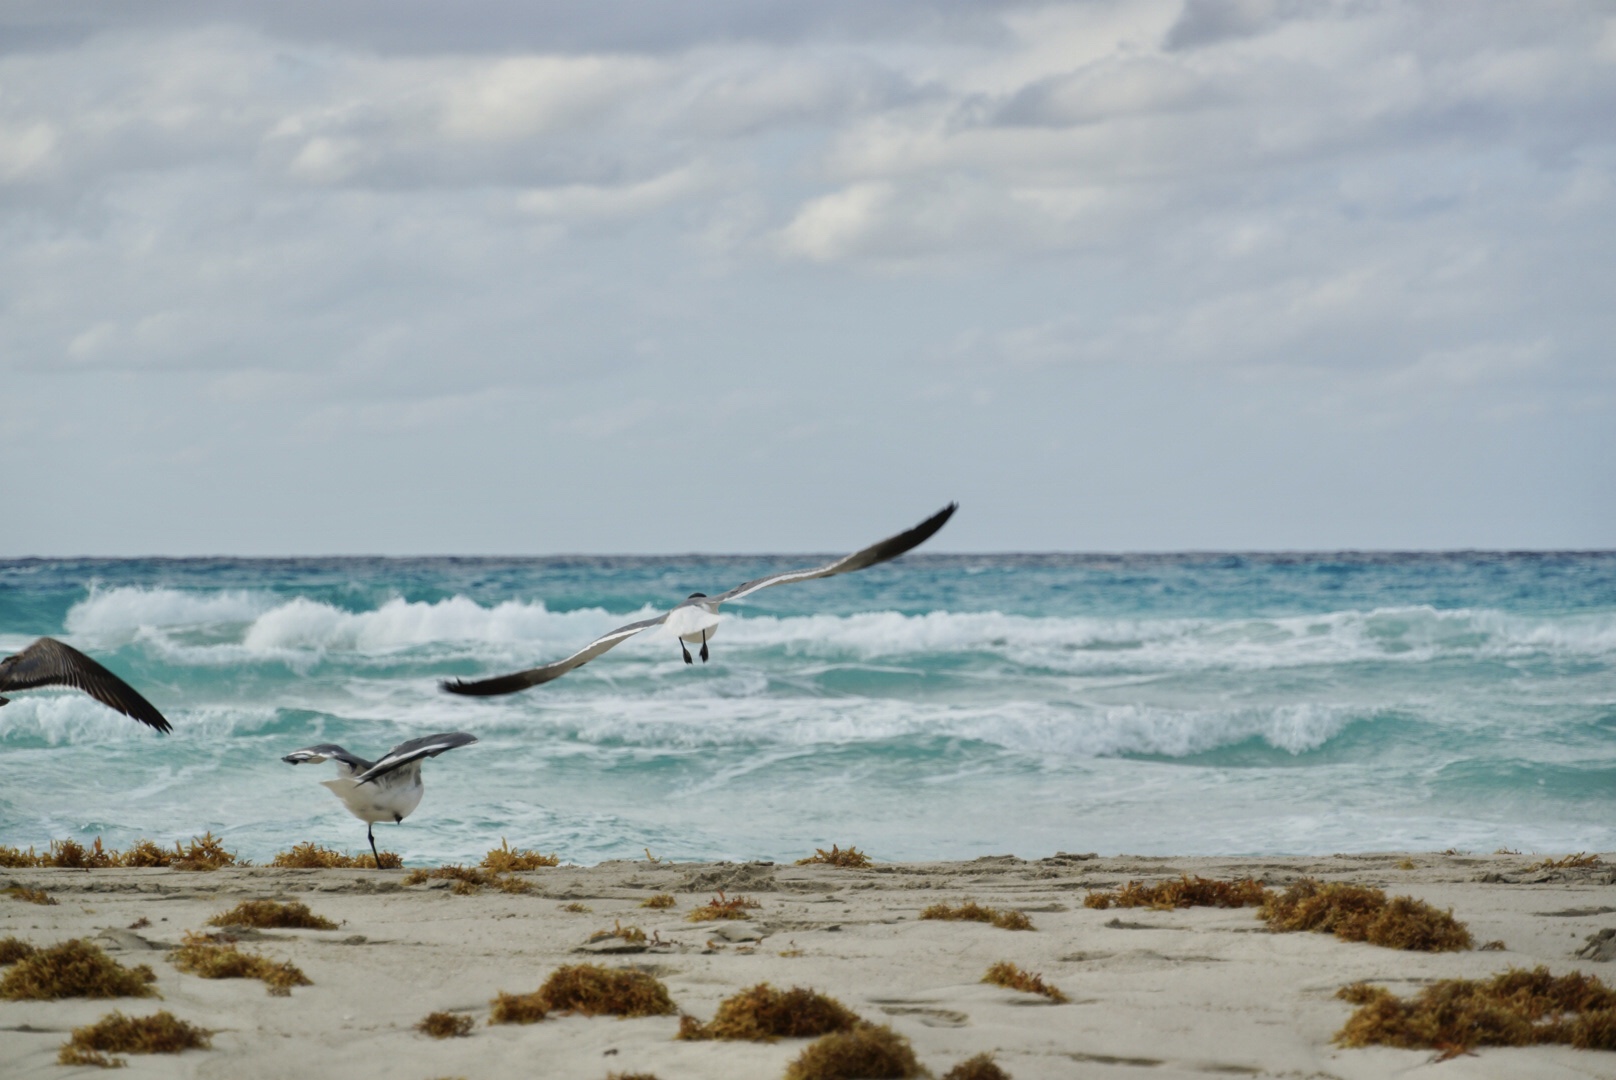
(1, 1), (1612, 553)
(0, 0), (1029, 56)
(1162, 0), (1311, 51)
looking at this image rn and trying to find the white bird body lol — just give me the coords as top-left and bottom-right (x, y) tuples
(281, 732), (476, 863)
(321, 768), (424, 826)
(662, 599), (721, 644)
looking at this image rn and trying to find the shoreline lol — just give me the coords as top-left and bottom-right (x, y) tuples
(7, 852), (1616, 1078)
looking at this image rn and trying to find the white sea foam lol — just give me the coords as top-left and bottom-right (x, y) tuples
(241, 596), (656, 654)
(0, 694), (160, 746)
(66, 586), (277, 637)
(60, 588), (1616, 674)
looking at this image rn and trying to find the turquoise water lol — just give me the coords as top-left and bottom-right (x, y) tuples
(2, 553), (1614, 864)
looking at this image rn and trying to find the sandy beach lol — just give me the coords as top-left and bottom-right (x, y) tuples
(6, 851), (1616, 1078)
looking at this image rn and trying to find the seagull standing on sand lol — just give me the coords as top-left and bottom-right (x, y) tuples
(0, 637), (171, 733)
(281, 732), (477, 865)
(442, 502), (957, 697)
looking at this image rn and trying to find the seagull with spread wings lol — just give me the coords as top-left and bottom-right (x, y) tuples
(282, 732), (477, 865)
(0, 637), (172, 733)
(442, 502), (957, 698)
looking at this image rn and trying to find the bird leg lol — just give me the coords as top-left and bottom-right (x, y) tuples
(681, 641), (693, 664)
(699, 628), (709, 663)
(368, 823), (380, 868)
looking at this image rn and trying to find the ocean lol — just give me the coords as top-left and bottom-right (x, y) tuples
(2, 553), (1614, 865)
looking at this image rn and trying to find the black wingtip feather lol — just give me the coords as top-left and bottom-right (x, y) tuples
(440, 673), (536, 697)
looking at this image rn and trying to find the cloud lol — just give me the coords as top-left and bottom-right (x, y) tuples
(0, 1), (1611, 552)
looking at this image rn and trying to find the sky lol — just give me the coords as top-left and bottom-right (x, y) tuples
(2, 0), (1613, 556)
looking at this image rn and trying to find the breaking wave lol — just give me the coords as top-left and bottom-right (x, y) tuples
(62, 587), (1616, 672)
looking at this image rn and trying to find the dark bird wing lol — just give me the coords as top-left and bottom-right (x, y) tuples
(709, 502), (958, 605)
(440, 614), (668, 697)
(355, 731), (478, 784)
(281, 744), (373, 771)
(0, 637), (171, 733)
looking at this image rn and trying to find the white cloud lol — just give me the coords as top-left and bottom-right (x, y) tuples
(0, 120), (57, 180)
(0, 1), (1611, 552)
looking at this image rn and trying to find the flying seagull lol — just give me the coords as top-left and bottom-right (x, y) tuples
(281, 732), (478, 866)
(442, 502), (957, 698)
(0, 637), (171, 733)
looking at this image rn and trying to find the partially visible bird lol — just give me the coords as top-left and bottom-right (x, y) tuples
(0, 637), (171, 733)
(441, 502), (958, 697)
(281, 732), (478, 866)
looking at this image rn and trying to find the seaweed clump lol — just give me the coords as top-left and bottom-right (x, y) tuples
(943, 1053), (1011, 1080)
(687, 891), (762, 922)
(1083, 875), (1268, 911)
(1260, 879), (1472, 952)
(480, 838), (559, 872)
(42, 837), (121, 868)
(0, 844), (37, 868)
(640, 893), (677, 909)
(57, 1010), (211, 1068)
(207, 899), (339, 931)
(169, 833), (242, 871)
(271, 842), (401, 869)
(4, 884), (57, 905)
(1335, 967), (1616, 1054)
(541, 963), (676, 1017)
(588, 920), (648, 946)
(784, 1023), (927, 1080)
(0, 937), (38, 965)
(0, 834), (243, 869)
(677, 983), (861, 1041)
(489, 990), (549, 1025)
(795, 845), (873, 869)
(170, 932), (312, 996)
(0, 939), (158, 1000)
(983, 962), (1068, 1003)
(118, 840), (178, 868)
(417, 1011), (475, 1039)
(403, 865), (533, 895)
(919, 901), (1033, 931)
(1529, 853), (1603, 871)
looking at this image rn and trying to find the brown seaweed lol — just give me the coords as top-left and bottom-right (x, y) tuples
(271, 842), (401, 869)
(942, 1053), (1011, 1080)
(1336, 966), (1616, 1054)
(170, 932), (311, 996)
(417, 1011), (475, 1038)
(536, 963), (677, 1018)
(480, 838), (559, 872)
(1260, 879), (1472, 951)
(1083, 875), (1267, 911)
(983, 961), (1068, 1003)
(207, 900), (338, 931)
(4, 884), (57, 906)
(57, 1010), (210, 1068)
(686, 891), (762, 922)
(488, 989), (549, 1025)
(677, 983), (860, 1041)
(794, 845), (873, 869)
(918, 901), (1033, 931)
(784, 1022), (928, 1080)
(0, 939), (158, 1000)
